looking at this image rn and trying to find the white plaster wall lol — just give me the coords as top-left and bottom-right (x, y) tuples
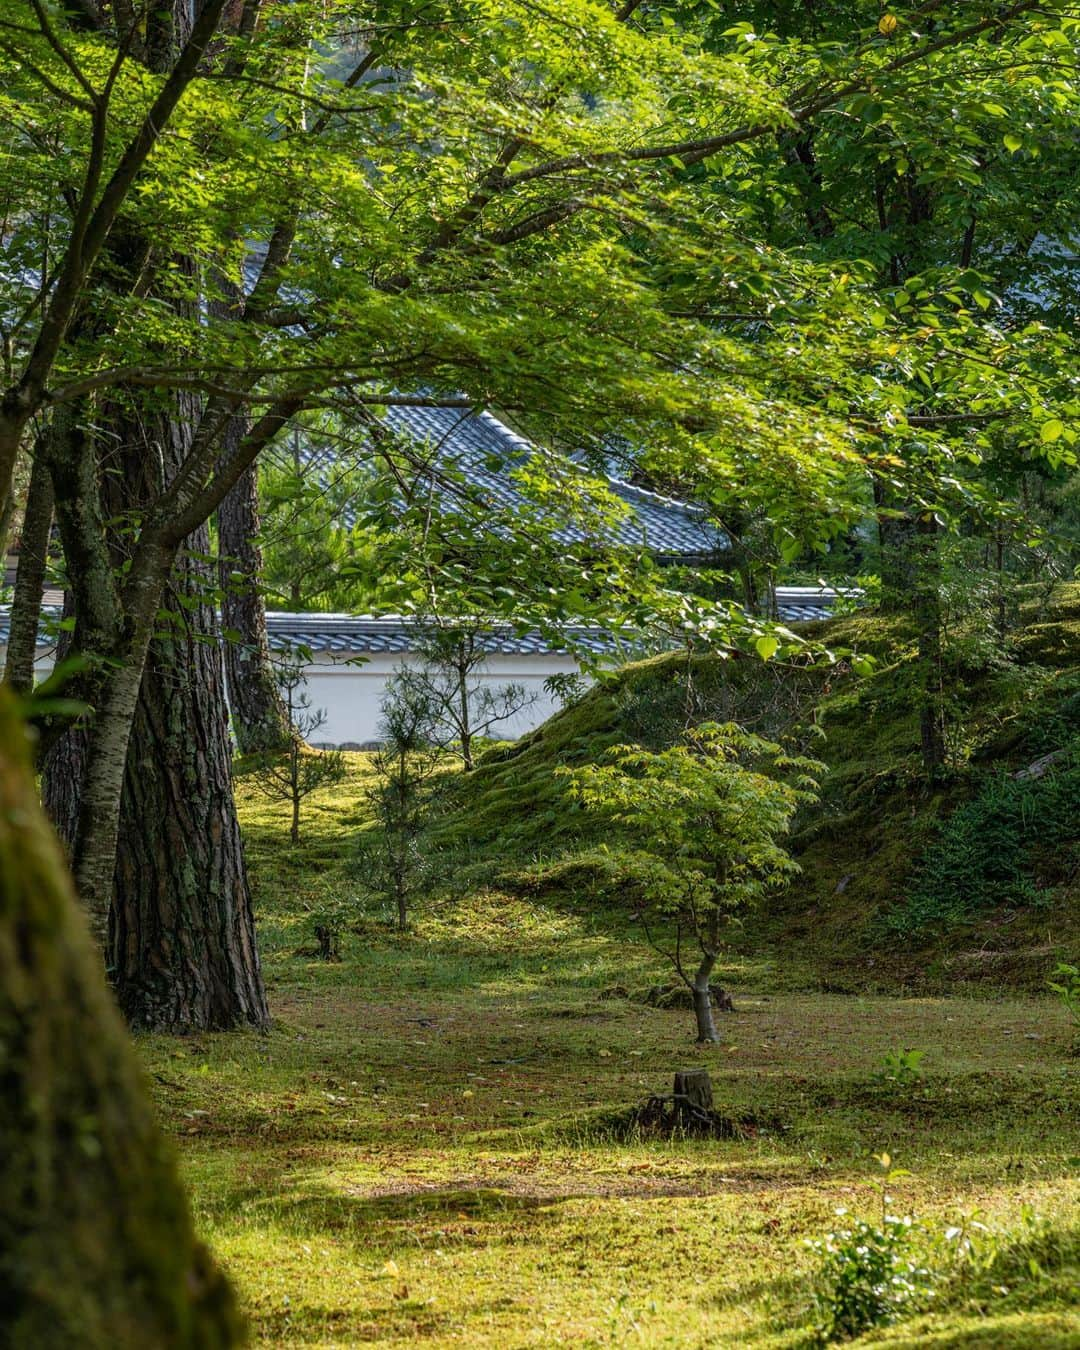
(8, 648), (589, 749)
(301, 651), (587, 747)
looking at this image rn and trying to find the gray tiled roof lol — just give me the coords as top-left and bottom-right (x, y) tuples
(0, 591), (843, 658)
(264, 591), (841, 656)
(302, 403), (724, 558)
(265, 613), (623, 658)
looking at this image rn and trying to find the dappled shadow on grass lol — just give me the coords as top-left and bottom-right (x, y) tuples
(211, 1179), (559, 1235)
(254, 1298), (464, 1346)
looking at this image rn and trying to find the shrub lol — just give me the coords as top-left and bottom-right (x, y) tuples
(1048, 961), (1080, 1033)
(807, 1154), (935, 1343)
(884, 746), (1080, 936)
(876, 1047), (926, 1091)
(808, 1212), (933, 1343)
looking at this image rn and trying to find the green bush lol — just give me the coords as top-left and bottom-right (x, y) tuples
(808, 1212), (933, 1343)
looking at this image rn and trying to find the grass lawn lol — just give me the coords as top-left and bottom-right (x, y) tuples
(138, 758), (1080, 1347)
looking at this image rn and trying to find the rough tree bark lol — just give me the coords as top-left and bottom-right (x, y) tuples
(2, 445), (53, 694)
(42, 384), (269, 1027)
(913, 513), (946, 777)
(874, 480), (921, 612)
(218, 451), (290, 755)
(0, 689), (242, 1349)
(874, 481), (946, 778)
(111, 518), (269, 1030)
(40, 590), (81, 840)
(103, 383), (268, 1029)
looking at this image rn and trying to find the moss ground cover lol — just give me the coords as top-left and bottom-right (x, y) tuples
(431, 585), (1080, 994)
(138, 760), (1080, 1347)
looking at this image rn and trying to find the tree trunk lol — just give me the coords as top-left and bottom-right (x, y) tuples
(40, 592), (83, 848)
(692, 951), (719, 1043)
(913, 513), (945, 778)
(3, 445), (53, 694)
(0, 689), (242, 1348)
(458, 654), (474, 771)
(218, 427), (290, 756)
(110, 522), (269, 1030)
(673, 1068), (714, 1125)
(0, 437), (25, 565)
(875, 485), (921, 614)
(41, 381), (270, 1028)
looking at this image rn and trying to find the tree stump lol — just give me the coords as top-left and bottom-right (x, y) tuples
(633, 1068), (741, 1137)
(673, 1069), (714, 1128)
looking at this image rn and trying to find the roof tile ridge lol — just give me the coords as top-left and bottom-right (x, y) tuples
(605, 474), (706, 519)
(473, 407), (535, 456)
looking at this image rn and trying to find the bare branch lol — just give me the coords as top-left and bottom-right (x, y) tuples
(29, 0), (97, 102)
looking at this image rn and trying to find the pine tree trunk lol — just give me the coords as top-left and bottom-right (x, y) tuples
(40, 592), (83, 848)
(110, 520), (269, 1031)
(875, 484), (921, 614)
(0, 690), (242, 1348)
(217, 418), (289, 756)
(41, 384), (270, 1027)
(913, 513), (946, 778)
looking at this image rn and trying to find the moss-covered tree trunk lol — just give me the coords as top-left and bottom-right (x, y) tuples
(2, 441), (53, 694)
(41, 395), (269, 1028)
(0, 691), (242, 1348)
(218, 451), (290, 756)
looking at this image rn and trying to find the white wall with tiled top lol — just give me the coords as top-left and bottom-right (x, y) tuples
(6, 643), (586, 749)
(301, 649), (585, 748)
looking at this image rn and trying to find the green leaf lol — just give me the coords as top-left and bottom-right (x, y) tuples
(755, 635), (779, 661)
(1003, 132), (1023, 153)
(1040, 419), (1064, 443)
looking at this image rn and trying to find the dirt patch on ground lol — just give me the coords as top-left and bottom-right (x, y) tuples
(342, 1171), (799, 1204)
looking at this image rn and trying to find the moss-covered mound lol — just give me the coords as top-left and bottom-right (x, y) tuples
(434, 585), (1080, 993)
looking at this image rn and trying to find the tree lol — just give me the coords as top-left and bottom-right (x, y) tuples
(357, 675), (444, 932)
(218, 442), (291, 756)
(567, 723), (821, 1043)
(2, 441), (53, 695)
(645, 3), (1080, 776)
(251, 662), (347, 845)
(0, 689), (241, 1348)
(394, 622), (539, 771)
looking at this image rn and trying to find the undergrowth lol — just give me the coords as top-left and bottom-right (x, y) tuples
(883, 746), (1080, 937)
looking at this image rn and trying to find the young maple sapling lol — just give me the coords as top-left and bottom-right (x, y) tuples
(566, 721), (821, 1043)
